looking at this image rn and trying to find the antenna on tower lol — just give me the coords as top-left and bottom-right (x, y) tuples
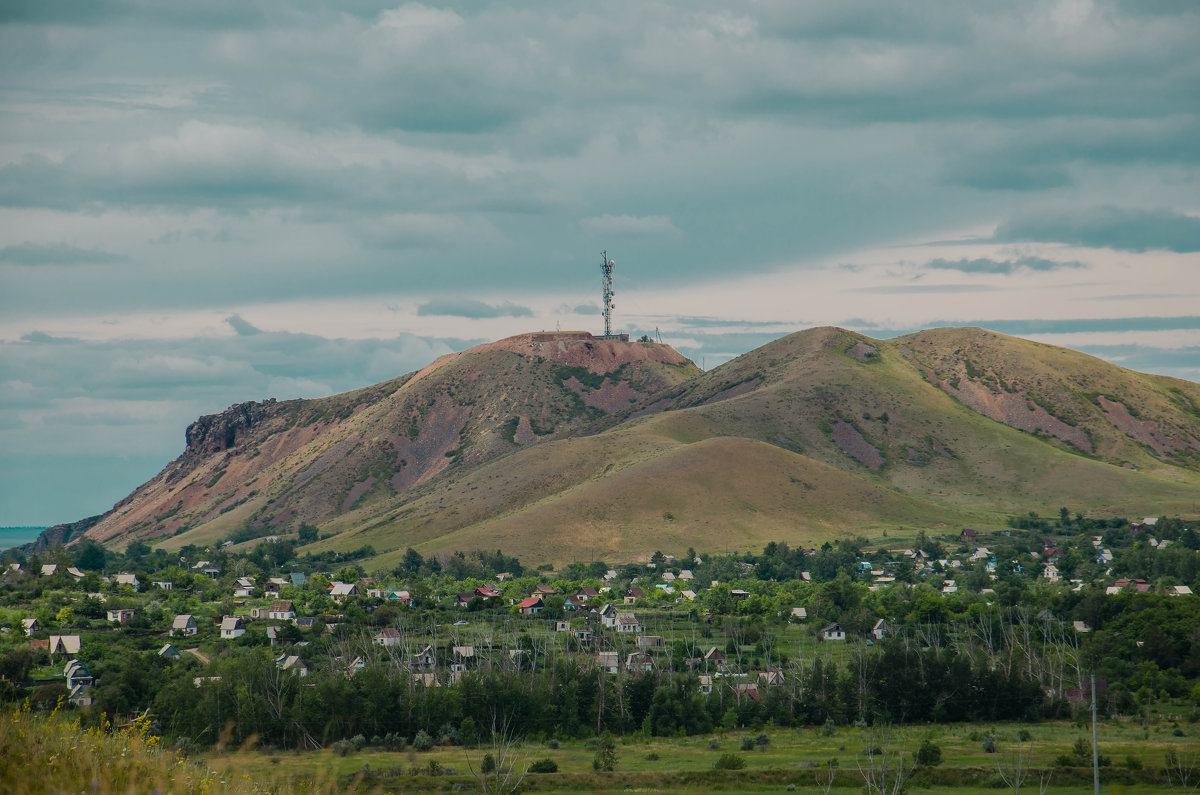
(600, 250), (615, 338)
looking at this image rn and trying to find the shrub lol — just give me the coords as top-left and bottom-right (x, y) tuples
(708, 738), (721, 750)
(332, 740), (354, 757)
(715, 753), (746, 770)
(1018, 728), (1032, 742)
(592, 732), (618, 772)
(980, 734), (997, 753)
(370, 735), (383, 747)
(821, 718), (836, 737)
(412, 730), (433, 752)
(350, 734), (366, 751)
(547, 738), (559, 750)
(529, 758), (558, 773)
(740, 736), (755, 751)
(1125, 755), (1143, 770)
(480, 752), (496, 774)
(754, 733), (770, 748)
(916, 739), (942, 767)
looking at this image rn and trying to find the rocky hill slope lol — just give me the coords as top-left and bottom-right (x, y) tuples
(54, 327), (1200, 564)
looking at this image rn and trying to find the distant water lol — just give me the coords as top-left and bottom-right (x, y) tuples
(0, 527), (45, 551)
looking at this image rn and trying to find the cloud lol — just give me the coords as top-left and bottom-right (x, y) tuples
(996, 207), (1200, 253)
(925, 256), (1085, 275)
(0, 242), (124, 266)
(581, 214), (681, 238)
(226, 314), (261, 336)
(849, 284), (999, 294)
(417, 298), (533, 319)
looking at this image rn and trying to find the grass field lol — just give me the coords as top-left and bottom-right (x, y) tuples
(195, 718), (1200, 793)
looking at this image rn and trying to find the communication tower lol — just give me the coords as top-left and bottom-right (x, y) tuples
(601, 250), (615, 338)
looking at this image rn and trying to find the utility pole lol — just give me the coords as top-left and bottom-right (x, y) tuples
(1091, 672), (1100, 795)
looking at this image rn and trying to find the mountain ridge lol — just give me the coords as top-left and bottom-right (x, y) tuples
(32, 326), (1200, 563)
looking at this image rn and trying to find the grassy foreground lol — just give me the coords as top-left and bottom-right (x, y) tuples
(6, 705), (1200, 793)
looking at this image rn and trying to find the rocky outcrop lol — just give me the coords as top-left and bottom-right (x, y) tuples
(184, 399), (280, 458)
(25, 514), (102, 553)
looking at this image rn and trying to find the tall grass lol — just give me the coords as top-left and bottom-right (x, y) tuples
(0, 701), (342, 794)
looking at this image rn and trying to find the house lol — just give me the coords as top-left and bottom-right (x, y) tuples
(366, 588), (386, 599)
(409, 644), (436, 671)
(576, 586), (599, 599)
(1035, 608), (1056, 621)
(564, 595), (589, 612)
(870, 619), (887, 641)
(293, 616), (317, 629)
(451, 646), (475, 671)
(1108, 577), (1151, 594)
(374, 628), (402, 647)
(678, 590), (697, 602)
(268, 601), (296, 621)
(234, 577), (255, 597)
(171, 615), (198, 637)
(678, 570), (694, 581)
(328, 582), (357, 602)
(220, 616), (246, 639)
(454, 592), (477, 608)
(264, 626), (280, 644)
(65, 659), (93, 688)
(821, 623), (846, 641)
(277, 655), (308, 677)
(265, 577), (288, 594)
(731, 682), (759, 700)
(387, 590), (415, 606)
(533, 584), (557, 597)
(661, 571), (676, 582)
(960, 528), (977, 542)
(637, 635), (665, 649)
(1042, 564), (1061, 582)
(344, 656), (366, 677)
(152, 580), (173, 591)
(627, 586), (646, 600)
(114, 573), (140, 591)
(1072, 620), (1091, 633)
(41, 563), (58, 577)
(1169, 585), (1193, 596)
(476, 584), (502, 599)
(599, 604), (620, 627)
(66, 567), (86, 580)
(626, 652), (653, 673)
(698, 675), (713, 695)
(790, 607), (807, 621)
(290, 572), (306, 586)
(730, 589), (750, 600)
(517, 596), (543, 615)
(21, 618), (38, 636)
(758, 669), (785, 687)
(200, 567), (221, 579)
(597, 651), (620, 674)
(615, 613), (642, 633)
(49, 635), (81, 655)
(703, 647), (726, 670)
(412, 672), (439, 687)
(106, 608), (135, 624)
(572, 629), (593, 644)
(554, 621), (571, 632)
(159, 644), (181, 659)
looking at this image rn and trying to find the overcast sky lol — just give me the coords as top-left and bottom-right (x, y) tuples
(2, 1), (1198, 527)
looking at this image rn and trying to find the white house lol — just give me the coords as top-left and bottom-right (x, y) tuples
(821, 623), (846, 641)
(170, 614), (198, 637)
(220, 616), (246, 639)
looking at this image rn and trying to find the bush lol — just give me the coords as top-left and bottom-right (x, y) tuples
(412, 730), (433, 752)
(529, 758), (558, 773)
(714, 753), (746, 770)
(592, 732), (618, 772)
(1018, 728), (1032, 742)
(754, 733), (770, 748)
(821, 718), (836, 737)
(646, 752), (660, 761)
(1124, 755), (1143, 770)
(916, 739), (942, 767)
(708, 738), (721, 750)
(350, 734), (366, 751)
(740, 736), (755, 751)
(480, 752), (496, 774)
(980, 734), (997, 754)
(331, 740), (354, 757)
(547, 738), (559, 750)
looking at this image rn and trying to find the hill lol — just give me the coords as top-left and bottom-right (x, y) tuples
(47, 326), (1200, 564)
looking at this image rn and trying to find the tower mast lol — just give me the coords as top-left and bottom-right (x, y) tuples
(601, 251), (615, 338)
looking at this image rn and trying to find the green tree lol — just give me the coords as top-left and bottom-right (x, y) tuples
(592, 732), (618, 772)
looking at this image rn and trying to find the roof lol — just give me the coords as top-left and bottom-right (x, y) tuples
(517, 596), (543, 609)
(220, 616), (244, 631)
(376, 627), (401, 638)
(329, 583), (356, 596)
(172, 614), (195, 628)
(50, 635), (81, 654)
(269, 601), (294, 613)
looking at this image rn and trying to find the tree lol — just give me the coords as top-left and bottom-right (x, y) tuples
(996, 739), (1051, 794)
(593, 732), (618, 772)
(856, 724), (912, 795)
(74, 540), (106, 571)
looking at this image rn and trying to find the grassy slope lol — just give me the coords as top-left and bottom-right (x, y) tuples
(322, 327), (1200, 566)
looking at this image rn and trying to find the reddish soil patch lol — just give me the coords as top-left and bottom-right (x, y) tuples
(831, 420), (885, 469)
(564, 376), (643, 412)
(701, 377), (762, 406)
(513, 416), (540, 445)
(1097, 396), (1200, 458)
(468, 332), (691, 374)
(930, 437), (954, 458)
(947, 378), (1093, 452)
(628, 397), (675, 420)
(388, 394), (471, 493)
(341, 476), (377, 513)
(845, 342), (879, 362)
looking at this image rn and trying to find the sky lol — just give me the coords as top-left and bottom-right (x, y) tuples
(1, 0), (1198, 527)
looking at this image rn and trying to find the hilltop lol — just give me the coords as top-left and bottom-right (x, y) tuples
(42, 326), (1200, 564)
